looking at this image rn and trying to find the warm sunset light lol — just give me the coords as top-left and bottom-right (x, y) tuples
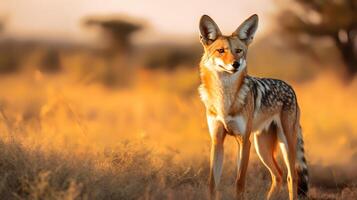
(0, 0), (356, 199)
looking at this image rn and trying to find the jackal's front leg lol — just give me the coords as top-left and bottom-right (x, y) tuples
(207, 116), (226, 199)
(234, 114), (253, 199)
(235, 135), (251, 200)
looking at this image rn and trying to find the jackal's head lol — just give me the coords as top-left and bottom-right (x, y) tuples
(199, 14), (258, 74)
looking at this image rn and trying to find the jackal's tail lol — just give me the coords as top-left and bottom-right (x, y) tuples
(296, 125), (309, 198)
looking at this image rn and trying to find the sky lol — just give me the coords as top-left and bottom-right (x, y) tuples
(0, 0), (277, 43)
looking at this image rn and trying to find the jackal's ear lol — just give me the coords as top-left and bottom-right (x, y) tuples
(199, 15), (222, 45)
(233, 14), (259, 45)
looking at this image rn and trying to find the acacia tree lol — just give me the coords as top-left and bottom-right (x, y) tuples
(84, 17), (142, 52)
(83, 16), (144, 87)
(279, 0), (357, 78)
(0, 20), (3, 34)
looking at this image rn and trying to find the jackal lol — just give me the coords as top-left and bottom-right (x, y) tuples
(198, 14), (308, 200)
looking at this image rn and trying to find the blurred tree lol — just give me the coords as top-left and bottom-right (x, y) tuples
(141, 44), (201, 70)
(0, 43), (20, 73)
(83, 16), (144, 88)
(279, 0), (357, 79)
(40, 49), (61, 73)
(0, 20), (21, 73)
(0, 19), (4, 34)
(84, 17), (143, 52)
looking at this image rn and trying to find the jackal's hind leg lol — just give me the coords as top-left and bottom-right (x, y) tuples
(279, 112), (298, 200)
(254, 125), (283, 200)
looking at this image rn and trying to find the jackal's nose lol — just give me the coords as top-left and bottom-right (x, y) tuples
(232, 61), (240, 69)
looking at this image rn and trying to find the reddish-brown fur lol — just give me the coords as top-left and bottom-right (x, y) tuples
(198, 14), (307, 200)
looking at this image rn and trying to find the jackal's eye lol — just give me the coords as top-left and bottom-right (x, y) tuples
(216, 48), (225, 53)
(235, 49), (243, 54)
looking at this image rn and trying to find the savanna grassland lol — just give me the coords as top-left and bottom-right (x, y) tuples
(0, 64), (357, 200)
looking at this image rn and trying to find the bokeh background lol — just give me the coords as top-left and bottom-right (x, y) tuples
(0, 0), (356, 199)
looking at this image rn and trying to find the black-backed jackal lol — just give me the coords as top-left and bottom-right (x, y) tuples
(198, 14), (308, 200)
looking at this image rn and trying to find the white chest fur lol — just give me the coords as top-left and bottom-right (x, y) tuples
(211, 114), (247, 136)
(200, 67), (251, 136)
(226, 115), (247, 135)
(210, 113), (280, 137)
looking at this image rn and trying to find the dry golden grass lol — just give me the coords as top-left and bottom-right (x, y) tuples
(0, 68), (356, 199)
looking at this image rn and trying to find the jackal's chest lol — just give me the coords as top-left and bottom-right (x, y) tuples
(207, 114), (248, 136)
(208, 111), (279, 137)
(224, 115), (247, 136)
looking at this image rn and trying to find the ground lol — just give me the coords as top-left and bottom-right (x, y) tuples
(0, 69), (356, 199)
